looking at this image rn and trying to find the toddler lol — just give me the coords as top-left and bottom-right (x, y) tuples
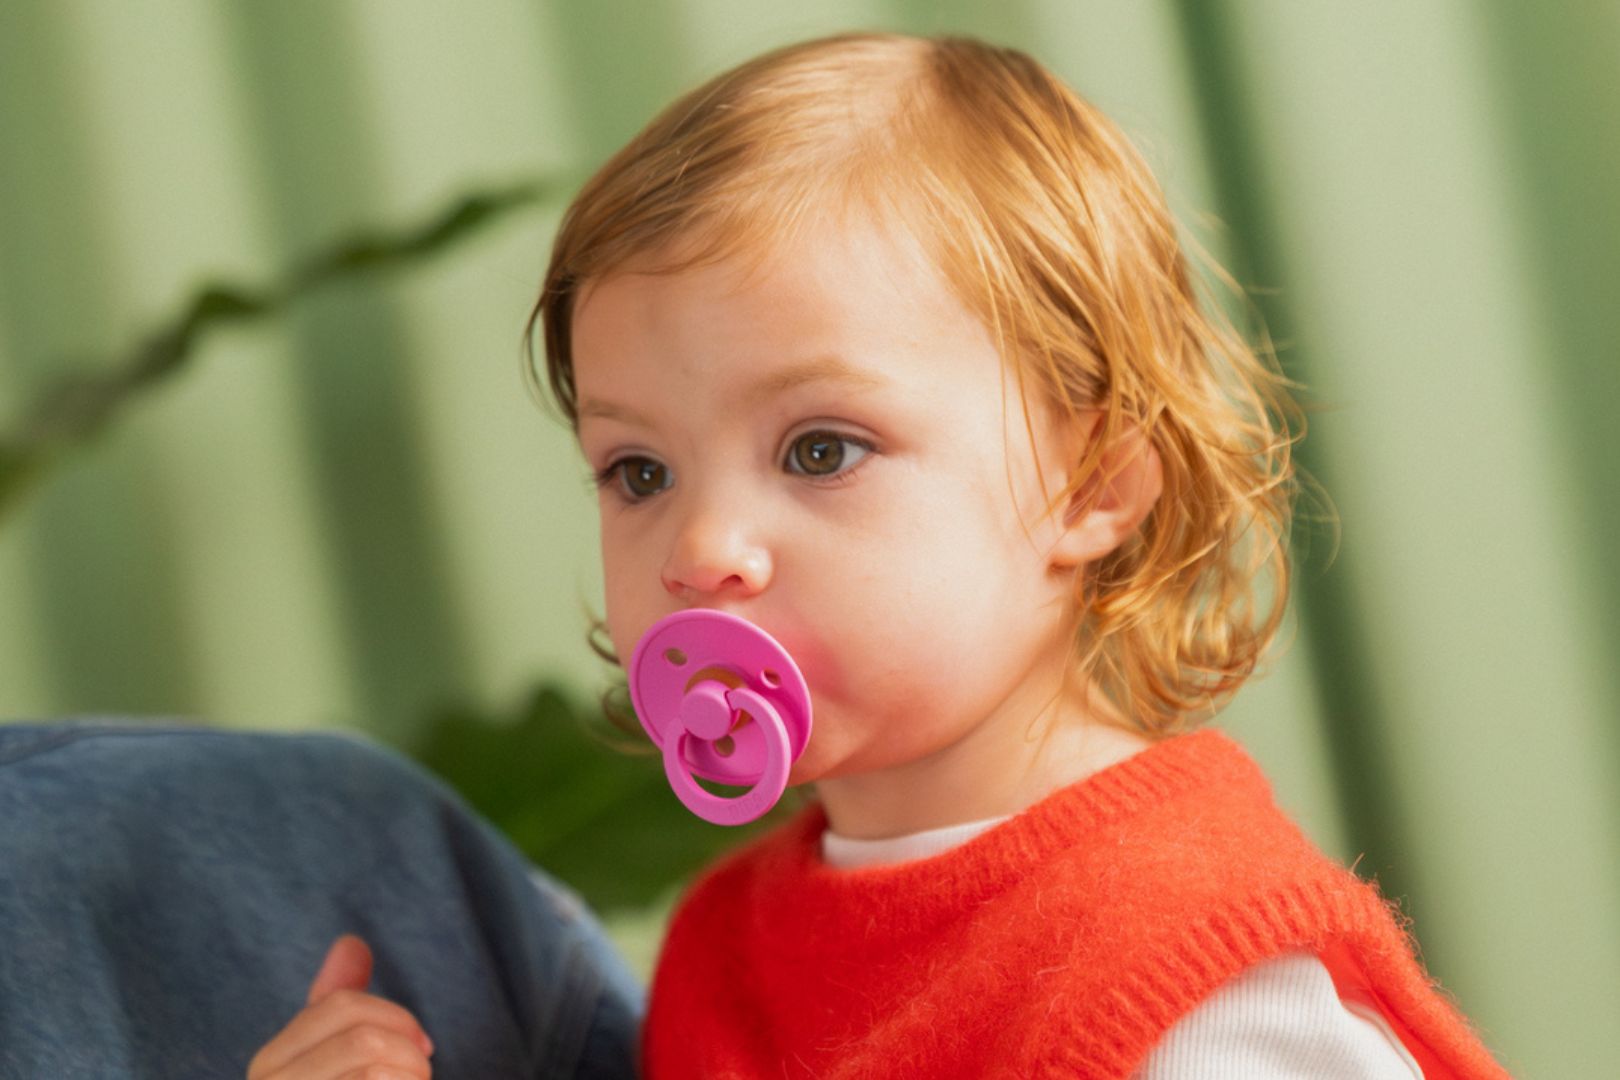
(252, 31), (1508, 1079)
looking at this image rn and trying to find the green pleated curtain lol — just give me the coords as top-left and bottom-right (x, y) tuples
(0, 3), (1614, 1074)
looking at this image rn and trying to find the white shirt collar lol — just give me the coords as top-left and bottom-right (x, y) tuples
(820, 814), (1011, 869)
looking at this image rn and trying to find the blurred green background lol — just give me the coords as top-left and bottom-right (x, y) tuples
(1, 2), (1615, 1074)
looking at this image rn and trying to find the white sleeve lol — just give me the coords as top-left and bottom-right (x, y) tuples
(1132, 951), (1424, 1079)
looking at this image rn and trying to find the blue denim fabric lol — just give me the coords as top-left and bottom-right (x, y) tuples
(0, 719), (644, 1079)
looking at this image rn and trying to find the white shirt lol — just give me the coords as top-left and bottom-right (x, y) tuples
(821, 817), (1423, 1078)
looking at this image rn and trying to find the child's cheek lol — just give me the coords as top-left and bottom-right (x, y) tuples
(771, 626), (848, 708)
(599, 613), (629, 667)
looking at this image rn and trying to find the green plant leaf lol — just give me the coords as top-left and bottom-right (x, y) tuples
(404, 682), (799, 914)
(0, 179), (558, 525)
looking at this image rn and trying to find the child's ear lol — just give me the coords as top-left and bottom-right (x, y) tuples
(1046, 412), (1164, 571)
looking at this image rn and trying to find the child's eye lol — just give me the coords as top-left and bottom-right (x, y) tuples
(784, 431), (874, 481)
(593, 457), (670, 501)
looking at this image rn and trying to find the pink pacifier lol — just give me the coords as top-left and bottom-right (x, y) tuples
(628, 609), (813, 826)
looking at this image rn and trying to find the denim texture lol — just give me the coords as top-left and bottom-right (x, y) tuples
(0, 719), (644, 1079)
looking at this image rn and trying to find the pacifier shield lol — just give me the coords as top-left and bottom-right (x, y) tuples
(628, 609), (813, 825)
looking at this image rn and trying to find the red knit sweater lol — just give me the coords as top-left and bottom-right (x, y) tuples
(642, 729), (1509, 1079)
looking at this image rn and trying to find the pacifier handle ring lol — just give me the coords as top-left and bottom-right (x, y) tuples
(662, 686), (791, 826)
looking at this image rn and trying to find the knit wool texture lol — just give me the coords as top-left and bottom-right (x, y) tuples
(642, 730), (1510, 1079)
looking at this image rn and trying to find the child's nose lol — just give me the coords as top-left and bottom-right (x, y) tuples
(660, 511), (772, 601)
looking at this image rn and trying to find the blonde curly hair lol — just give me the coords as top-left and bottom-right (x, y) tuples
(525, 32), (1312, 739)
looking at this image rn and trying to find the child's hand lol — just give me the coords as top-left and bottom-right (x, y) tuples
(247, 934), (435, 1080)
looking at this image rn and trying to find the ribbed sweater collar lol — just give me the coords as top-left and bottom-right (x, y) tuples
(741, 728), (1259, 942)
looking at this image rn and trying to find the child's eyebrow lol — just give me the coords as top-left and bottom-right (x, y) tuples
(577, 354), (890, 428)
(748, 353), (890, 401)
(576, 398), (654, 428)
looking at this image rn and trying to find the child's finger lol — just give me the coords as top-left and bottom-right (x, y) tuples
(257, 1019), (431, 1079)
(307, 934), (374, 1005)
(249, 990), (434, 1078)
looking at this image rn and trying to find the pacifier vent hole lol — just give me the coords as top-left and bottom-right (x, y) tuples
(713, 735), (736, 757)
(663, 648), (687, 667)
(761, 668), (782, 688)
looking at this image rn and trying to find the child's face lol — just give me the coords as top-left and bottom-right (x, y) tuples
(571, 213), (1095, 813)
